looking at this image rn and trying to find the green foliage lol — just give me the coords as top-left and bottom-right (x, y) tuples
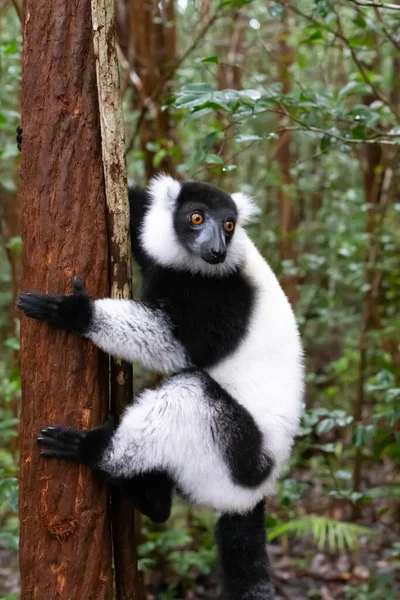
(138, 504), (217, 593)
(344, 571), (397, 600)
(1, 0), (400, 597)
(268, 515), (373, 552)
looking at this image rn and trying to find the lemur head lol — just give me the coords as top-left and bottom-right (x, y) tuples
(141, 175), (258, 276)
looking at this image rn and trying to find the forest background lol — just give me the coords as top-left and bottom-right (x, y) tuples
(0, 0), (399, 598)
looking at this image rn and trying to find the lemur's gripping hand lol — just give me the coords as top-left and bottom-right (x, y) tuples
(17, 276), (92, 335)
(37, 417), (115, 469)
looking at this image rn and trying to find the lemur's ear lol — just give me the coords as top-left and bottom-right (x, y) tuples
(148, 174), (181, 208)
(231, 192), (259, 225)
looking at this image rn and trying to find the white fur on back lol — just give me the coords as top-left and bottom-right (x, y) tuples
(208, 236), (304, 482)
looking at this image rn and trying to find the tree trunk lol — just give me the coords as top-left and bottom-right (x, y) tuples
(91, 1), (144, 596)
(19, 1), (113, 598)
(124, 0), (178, 179)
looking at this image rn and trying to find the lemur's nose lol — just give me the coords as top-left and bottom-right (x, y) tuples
(211, 248), (226, 261)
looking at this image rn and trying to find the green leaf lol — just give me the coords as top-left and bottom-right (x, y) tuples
(320, 134), (331, 151)
(353, 423), (377, 448)
(5, 337), (20, 351)
(268, 516), (373, 552)
(205, 154), (224, 165)
(201, 56), (219, 64)
(6, 236), (22, 254)
(316, 418), (335, 435)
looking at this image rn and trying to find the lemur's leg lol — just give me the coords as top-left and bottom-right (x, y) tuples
(18, 277), (189, 374)
(36, 417), (173, 522)
(38, 370), (274, 513)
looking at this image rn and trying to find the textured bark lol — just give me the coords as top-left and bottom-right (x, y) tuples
(91, 1), (143, 597)
(19, 1), (113, 598)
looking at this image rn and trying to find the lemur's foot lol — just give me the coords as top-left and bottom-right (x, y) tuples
(37, 417), (115, 467)
(16, 125), (22, 152)
(38, 426), (85, 461)
(17, 276), (92, 334)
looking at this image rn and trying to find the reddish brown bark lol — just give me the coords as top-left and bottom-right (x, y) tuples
(19, 1), (113, 598)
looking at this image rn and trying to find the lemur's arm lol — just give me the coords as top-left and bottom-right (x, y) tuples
(17, 277), (189, 374)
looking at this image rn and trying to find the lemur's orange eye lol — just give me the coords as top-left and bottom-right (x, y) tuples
(190, 213), (204, 226)
(224, 221), (235, 233)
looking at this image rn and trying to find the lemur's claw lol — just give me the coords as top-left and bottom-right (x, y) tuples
(72, 276), (85, 294)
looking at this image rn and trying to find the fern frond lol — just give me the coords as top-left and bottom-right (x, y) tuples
(268, 516), (374, 552)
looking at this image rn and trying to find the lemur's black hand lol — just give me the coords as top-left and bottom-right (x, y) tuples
(17, 276), (92, 334)
(16, 125), (22, 152)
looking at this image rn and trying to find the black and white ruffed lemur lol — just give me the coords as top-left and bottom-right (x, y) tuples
(18, 173), (304, 600)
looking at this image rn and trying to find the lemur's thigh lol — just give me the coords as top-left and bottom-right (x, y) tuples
(102, 369), (273, 510)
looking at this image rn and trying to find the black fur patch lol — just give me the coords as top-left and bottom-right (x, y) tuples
(142, 266), (254, 369)
(177, 181), (237, 214)
(206, 384), (272, 488)
(198, 371), (273, 488)
(121, 471), (174, 523)
(128, 185), (152, 270)
(216, 502), (275, 600)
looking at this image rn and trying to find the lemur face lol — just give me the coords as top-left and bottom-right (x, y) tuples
(173, 183), (237, 265)
(142, 175), (258, 275)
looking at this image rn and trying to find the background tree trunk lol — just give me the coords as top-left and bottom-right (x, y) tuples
(18, 1), (113, 598)
(118, 0), (178, 179)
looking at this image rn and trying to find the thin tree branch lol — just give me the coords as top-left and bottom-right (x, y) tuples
(11, 0), (22, 22)
(348, 0), (400, 10)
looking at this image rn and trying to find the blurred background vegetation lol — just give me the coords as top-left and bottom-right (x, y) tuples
(1, 0), (400, 598)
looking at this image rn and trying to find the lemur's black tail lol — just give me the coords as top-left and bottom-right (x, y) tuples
(216, 501), (275, 600)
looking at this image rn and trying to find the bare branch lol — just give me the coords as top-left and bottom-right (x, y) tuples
(11, 0), (22, 22)
(347, 0), (400, 10)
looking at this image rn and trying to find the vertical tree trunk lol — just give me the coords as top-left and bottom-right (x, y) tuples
(91, 1), (144, 597)
(125, 0), (178, 179)
(19, 1), (113, 598)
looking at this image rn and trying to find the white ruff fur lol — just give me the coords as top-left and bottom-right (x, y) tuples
(140, 175), (255, 276)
